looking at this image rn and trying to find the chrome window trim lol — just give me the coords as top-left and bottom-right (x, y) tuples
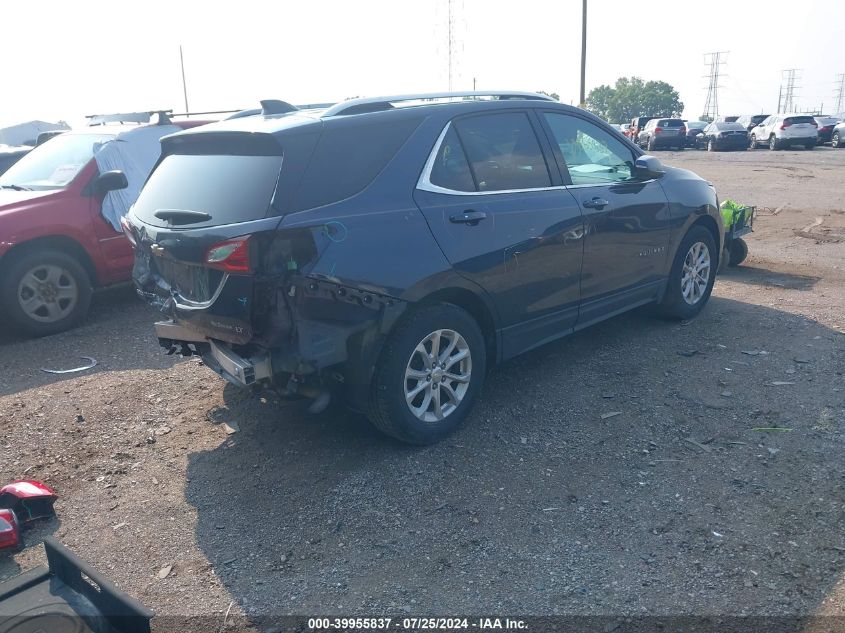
(416, 121), (645, 197)
(417, 122), (567, 196)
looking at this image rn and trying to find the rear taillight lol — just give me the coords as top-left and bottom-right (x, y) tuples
(654, 127), (662, 134)
(120, 216), (137, 247)
(780, 121), (791, 130)
(205, 236), (251, 273)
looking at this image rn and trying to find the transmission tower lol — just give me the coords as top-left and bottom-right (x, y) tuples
(702, 52), (727, 120)
(779, 69), (800, 113)
(834, 73), (845, 113)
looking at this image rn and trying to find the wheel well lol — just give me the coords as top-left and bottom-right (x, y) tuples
(417, 287), (498, 365)
(690, 215), (721, 268)
(0, 236), (97, 285)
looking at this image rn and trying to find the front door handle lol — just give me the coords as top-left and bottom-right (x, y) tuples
(582, 197), (609, 210)
(450, 210), (488, 225)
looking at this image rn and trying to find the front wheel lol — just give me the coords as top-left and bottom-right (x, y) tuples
(769, 135), (779, 150)
(0, 249), (92, 336)
(368, 303), (486, 444)
(658, 226), (717, 320)
(707, 139), (715, 152)
(749, 134), (758, 149)
(647, 137), (655, 152)
(832, 132), (842, 148)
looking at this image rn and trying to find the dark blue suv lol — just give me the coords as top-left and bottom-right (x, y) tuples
(124, 92), (724, 444)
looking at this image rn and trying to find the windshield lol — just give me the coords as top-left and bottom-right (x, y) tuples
(0, 133), (113, 190)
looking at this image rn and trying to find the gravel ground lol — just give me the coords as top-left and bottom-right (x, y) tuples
(1, 146), (844, 629)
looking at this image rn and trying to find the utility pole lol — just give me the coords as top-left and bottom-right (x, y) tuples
(834, 73), (845, 113)
(579, 0), (587, 108)
(179, 45), (190, 116)
(701, 51), (727, 121)
(780, 69), (800, 113)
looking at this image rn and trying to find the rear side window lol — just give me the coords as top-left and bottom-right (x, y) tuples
(429, 126), (475, 192)
(453, 112), (551, 191)
(133, 154), (283, 228)
(785, 116), (815, 125)
(291, 117), (422, 211)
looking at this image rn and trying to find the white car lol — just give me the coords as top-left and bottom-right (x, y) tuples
(748, 114), (818, 150)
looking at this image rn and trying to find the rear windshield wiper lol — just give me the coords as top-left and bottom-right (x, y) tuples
(0, 184), (33, 191)
(154, 209), (212, 224)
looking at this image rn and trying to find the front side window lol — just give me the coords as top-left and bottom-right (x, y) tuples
(0, 133), (112, 190)
(452, 112), (551, 192)
(543, 113), (635, 185)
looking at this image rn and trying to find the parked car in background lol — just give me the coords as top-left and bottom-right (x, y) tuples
(684, 121), (709, 147)
(696, 121), (749, 151)
(0, 112), (209, 335)
(124, 91), (723, 444)
(813, 116), (839, 145)
(0, 146), (31, 176)
(735, 114), (770, 131)
(831, 121), (845, 148)
(627, 116), (654, 142)
(637, 118), (686, 150)
(749, 114), (818, 150)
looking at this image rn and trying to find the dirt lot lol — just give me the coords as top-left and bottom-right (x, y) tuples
(1, 146), (844, 629)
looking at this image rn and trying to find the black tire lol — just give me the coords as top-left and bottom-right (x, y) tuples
(368, 303), (486, 445)
(769, 135), (779, 151)
(707, 139), (715, 152)
(658, 226), (717, 320)
(647, 137), (655, 152)
(749, 134), (758, 149)
(0, 249), (92, 336)
(832, 132), (841, 148)
(728, 238), (749, 267)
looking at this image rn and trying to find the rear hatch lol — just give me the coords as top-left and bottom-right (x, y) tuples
(782, 116), (817, 138)
(127, 132), (293, 345)
(655, 119), (684, 136)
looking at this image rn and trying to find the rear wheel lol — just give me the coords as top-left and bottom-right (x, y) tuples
(769, 135), (779, 150)
(647, 137), (655, 152)
(749, 134), (758, 149)
(707, 139), (715, 152)
(658, 226), (717, 320)
(368, 303), (486, 445)
(0, 249), (92, 336)
(728, 238), (749, 267)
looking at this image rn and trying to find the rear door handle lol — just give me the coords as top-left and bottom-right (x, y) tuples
(449, 210), (487, 225)
(582, 197), (609, 210)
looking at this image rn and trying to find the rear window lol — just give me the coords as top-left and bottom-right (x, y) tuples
(657, 119), (684, 128)
(785, 116), (815, 125)
(133, 154), (283, 228)
(715, 122), (745, 131)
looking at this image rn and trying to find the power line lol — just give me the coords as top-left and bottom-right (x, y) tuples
(702, 52), (727, 120)
(779, 69), (801, 113)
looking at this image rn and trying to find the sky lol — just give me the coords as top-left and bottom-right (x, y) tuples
(2, 0), (844, 129)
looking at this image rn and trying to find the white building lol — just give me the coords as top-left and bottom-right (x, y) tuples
(0, 120), (70, 146)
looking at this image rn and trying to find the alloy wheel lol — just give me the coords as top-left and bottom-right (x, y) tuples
(17, 264), (79, 323)
(404, 328), (472, 423)
(681, 242), (711, 306)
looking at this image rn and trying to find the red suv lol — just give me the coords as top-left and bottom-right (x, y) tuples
(0, 116), (207, 335)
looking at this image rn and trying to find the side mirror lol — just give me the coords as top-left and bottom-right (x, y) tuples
(95, 170), (128, 195)
(635, 155), (665, 179)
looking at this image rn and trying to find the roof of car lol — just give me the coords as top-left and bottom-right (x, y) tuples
(161, 92), (590, 140)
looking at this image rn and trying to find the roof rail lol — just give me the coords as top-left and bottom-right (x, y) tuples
(321, 91), (555, 117)
(85, 110), (173, 126)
